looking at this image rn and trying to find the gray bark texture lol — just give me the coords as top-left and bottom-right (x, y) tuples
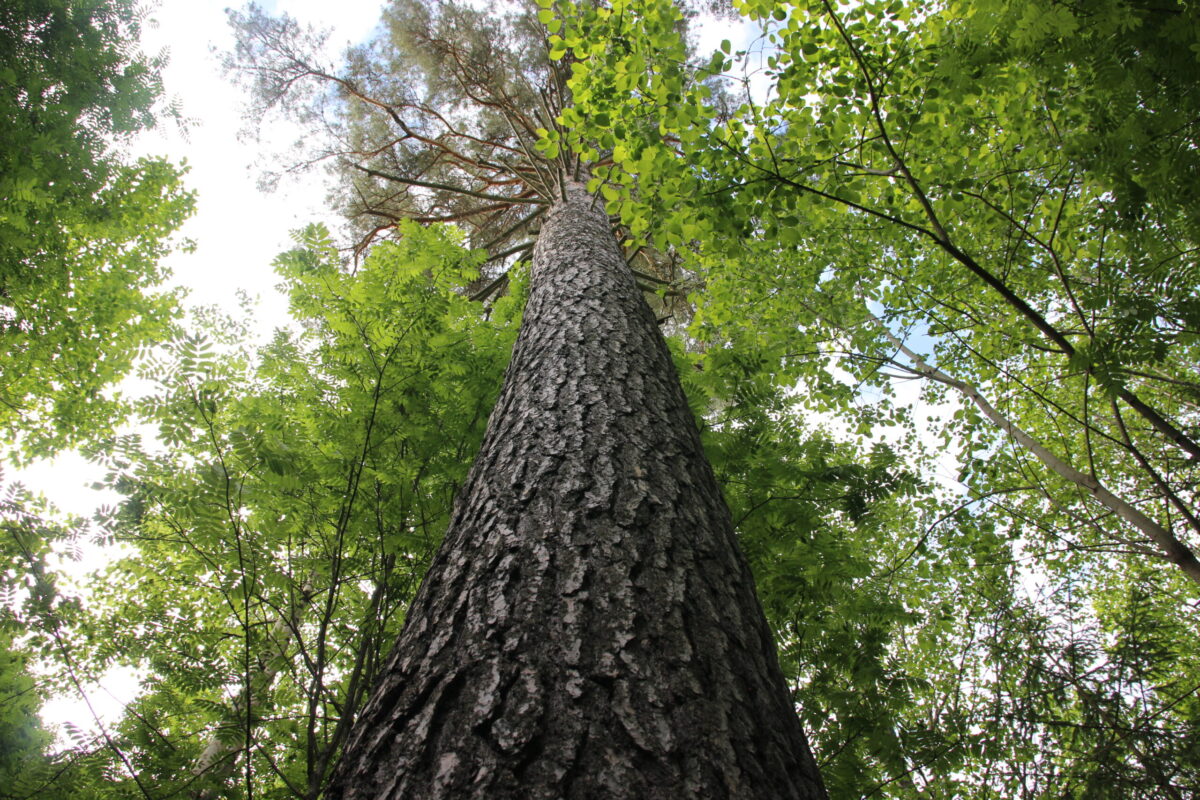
(326, 184), (828, 800)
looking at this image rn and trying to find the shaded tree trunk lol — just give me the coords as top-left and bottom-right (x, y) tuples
(327, 184), (828, 799)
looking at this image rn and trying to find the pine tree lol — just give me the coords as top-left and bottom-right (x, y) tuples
(232, 1), (828, 796)
(327, 179), (826, 797)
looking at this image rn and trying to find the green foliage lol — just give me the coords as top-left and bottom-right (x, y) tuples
(14, 0), (1200, 796)
(0, 0), (195, 457)
(666, 305), (940, 797)
(558, 0), (1200, 794)
(51, 223), (520, 797)
(0, 473), (122, 798)
(0, 629), (49, 794)
(0, 492), (54, 796)
(0, 2), (194, 772)
(563, 0), (1200, 578)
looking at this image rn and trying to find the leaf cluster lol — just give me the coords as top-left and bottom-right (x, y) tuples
(43, 223), (520, 798)
(0, 0), (195, 457)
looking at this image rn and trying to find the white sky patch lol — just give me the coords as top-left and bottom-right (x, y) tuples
(130, 0), (381, 333)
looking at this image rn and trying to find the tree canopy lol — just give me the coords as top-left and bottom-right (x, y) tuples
(0, 0), (194, 456)
(0, 0), (192, 793)
(560, 0), (1200, 792)
(5, 0), (1200, 797)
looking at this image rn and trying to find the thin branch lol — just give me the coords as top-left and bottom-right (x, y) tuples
(875, 320), (1200, 585)
(349, 163), (546, 206)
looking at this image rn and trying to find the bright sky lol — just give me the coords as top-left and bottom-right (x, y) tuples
(135, 0), (382, 317)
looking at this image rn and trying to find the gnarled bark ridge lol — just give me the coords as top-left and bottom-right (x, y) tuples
(328, 184), (827, 799)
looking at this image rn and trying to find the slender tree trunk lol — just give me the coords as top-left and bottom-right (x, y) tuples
(327, 184), (828, 799)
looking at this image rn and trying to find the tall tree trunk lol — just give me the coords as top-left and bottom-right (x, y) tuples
(327, 184), (828, 799)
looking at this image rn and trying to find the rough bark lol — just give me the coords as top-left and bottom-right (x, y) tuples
(327, 184), (828, 799)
